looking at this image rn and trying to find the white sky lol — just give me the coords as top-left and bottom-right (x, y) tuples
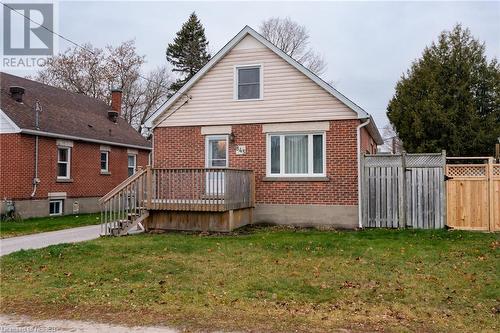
(3, 0), (500, 130)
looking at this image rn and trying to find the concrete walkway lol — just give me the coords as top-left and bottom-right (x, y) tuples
(0, 314), (179, 333)
(0, 224), (101, 256)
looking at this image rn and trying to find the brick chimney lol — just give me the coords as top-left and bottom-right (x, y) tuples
(111, 88), (122, 113)
(108, 88), (122, 122)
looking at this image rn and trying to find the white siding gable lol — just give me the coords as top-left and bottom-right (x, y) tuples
(158, 35), (357, 127)
(0, 109), (20, 133)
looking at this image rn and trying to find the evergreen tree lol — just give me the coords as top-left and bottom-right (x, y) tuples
(166, 12), (211, 94)
(387, 24), (500, 156)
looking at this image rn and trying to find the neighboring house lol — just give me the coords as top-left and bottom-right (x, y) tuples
(0, 72), (151, 218)
(145, 26), (383, 229)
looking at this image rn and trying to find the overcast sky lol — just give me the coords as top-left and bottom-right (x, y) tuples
(4, 1), (500, 130)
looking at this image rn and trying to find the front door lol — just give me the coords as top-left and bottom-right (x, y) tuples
(205, 135), (228, 195)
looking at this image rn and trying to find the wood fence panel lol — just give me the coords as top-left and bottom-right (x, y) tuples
(445, 161), (499, 231)
(361, 152), (445, 229)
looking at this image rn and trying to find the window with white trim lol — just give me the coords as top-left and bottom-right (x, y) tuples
(267, 133), (325, 177)
(127, 154), (137, 177)
(49, 200), (63, 216)
(57, 147), (71, 179)
(236, 65), (262, 100)
(100, 151), (109, 173)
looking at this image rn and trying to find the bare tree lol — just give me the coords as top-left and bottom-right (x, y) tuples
(381, 123), (403, 154)
(260, 17), (326, 75)
(34, 41), (172, 132)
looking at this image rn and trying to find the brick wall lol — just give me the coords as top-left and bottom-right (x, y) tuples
(361, 127), (377, 154)
(153, 120), (370, 206)
(0, 133), (149, 200)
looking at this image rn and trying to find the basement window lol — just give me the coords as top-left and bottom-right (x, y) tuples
(49, 200), (63, 216)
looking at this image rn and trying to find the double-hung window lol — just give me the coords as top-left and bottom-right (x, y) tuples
(127, 154), (137, 177)
(236, 65), (262, 100)
(100, 151), (109, 173)
(267, 133), (325, 177)
(57, 147), (71, 179)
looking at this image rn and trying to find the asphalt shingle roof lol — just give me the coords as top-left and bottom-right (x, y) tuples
(0, 72), (151, 149)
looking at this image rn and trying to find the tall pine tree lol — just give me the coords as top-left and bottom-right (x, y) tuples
(387, 24), (500, 156)
(166, 12), (211, 94)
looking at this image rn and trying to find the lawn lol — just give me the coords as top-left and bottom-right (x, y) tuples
(0, 227), (498, 332)
(0, 213), (101, 238)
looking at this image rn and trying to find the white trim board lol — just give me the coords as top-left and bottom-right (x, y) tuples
(149, 26), (374, 128)
(263, 121), (330, 133)
(201, 125), (232, 135)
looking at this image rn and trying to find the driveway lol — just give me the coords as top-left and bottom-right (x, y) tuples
(0, 224), (101, 256)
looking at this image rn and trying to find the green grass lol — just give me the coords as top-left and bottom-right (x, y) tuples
(0, 213), (101, 238)
(0, 227), (498, 332)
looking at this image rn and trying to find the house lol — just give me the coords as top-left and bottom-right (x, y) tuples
(100, 26), (383, 235)
(0, 72), (151, 219)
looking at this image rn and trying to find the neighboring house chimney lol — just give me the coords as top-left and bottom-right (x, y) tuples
(108, 88), (122, 122)
(10, 86), (25, 102)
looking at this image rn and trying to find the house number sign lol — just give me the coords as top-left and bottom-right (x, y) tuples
(236, 145), (246, 155)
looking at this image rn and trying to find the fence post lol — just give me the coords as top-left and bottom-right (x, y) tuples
(360, 153), (366, 228)
(400, 152), (407, 228)
(251, 171), (256, 207)
(488, 157), (494, 231)
(441, 150), (447, 228)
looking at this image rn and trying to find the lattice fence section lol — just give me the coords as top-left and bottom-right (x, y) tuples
(446, 165), (487, 177)
(406, 154), (444, 168)
(494, 165), (500, 176)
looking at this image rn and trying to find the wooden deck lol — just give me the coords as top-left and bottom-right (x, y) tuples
(99, 167), (255, 235)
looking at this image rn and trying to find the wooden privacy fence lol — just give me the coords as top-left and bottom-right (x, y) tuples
(446, 158), (500, 231)
(361, 152), (446, 229)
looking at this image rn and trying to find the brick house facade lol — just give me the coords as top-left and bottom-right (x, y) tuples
(0, 73), (151, 218)
(154, 120), (376, 206)
(149, 26), (383, 229)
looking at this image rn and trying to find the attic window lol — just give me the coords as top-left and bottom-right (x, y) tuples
(236, 65), (262, 100)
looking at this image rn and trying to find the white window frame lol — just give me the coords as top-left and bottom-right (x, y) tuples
(205, 135), (229, 168)
(49, 200), (63, 216)
(234, 64), (263, 101)
(100, 151), (109, 173)
(266, 132), (326, 177)
(127, 154), (137, 177)
(57, 147), (71, 180)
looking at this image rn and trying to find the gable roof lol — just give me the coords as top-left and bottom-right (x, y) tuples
(148, 25), (382, 144)
(0, 72), (151, 150)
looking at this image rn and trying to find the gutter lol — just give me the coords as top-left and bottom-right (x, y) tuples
(356, 118), (371, 229)
(20, 129), (152, 151)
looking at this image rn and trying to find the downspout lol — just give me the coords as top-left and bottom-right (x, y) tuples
(31, 100), (42, 197)
(356, 118), (371, 228)
(31, 135), (39, 197)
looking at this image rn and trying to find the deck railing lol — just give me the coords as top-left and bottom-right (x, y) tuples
(150, 168), (254, 211)
(99, 167), (148, 236)
(100, 166), (255, 235)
